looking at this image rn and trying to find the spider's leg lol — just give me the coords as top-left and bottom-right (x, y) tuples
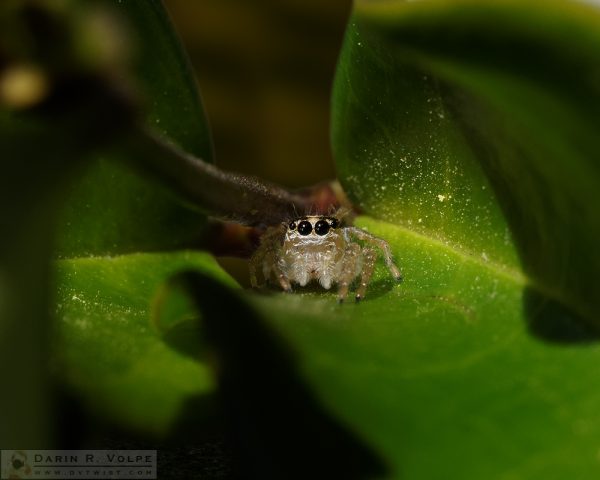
(337, 243), (361, 303)
(274, 266), (292, 292)
(249, 225), (285, 288)
(249, 245), (267, 288)
(295, 269), (309, 287)
(265, 251), (292, 292)
(266, 239), (292, 292)
(346, 226), (402, 281)
(355, 247), (376, 301)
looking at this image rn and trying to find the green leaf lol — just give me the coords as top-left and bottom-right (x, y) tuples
(208, 0), (600, 477)
(249, 216), (600, 479)
(332, 16), (519, 269)
(332, 0), (600, 323)
(55, 0), (213, 257)
(0, 122), (95, 447)
(54, 251), (237, 435)
(0, 0), (148, 446)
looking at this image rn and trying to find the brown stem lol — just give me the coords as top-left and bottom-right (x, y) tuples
(124, 125), (316, 228)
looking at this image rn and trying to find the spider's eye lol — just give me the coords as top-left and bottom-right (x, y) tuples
(288, 221), (296, 230)
(315, 219), (330, 236)
(297, 220), (312, 235)
(329, 218), (339, 229)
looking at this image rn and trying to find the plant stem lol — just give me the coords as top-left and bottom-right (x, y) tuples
(125, 125), (315, 228)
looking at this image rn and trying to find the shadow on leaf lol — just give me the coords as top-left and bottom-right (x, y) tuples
(161, 271), (388, 479)
(441, 84), (600, 338)
(523, 287), (600, 344)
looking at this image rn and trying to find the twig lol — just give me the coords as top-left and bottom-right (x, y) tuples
(124, 125), (315, 228)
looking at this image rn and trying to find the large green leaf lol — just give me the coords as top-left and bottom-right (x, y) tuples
(332, 15), (519, 269)
(249, 216), (600, 479)
(55, 0), (213, 257)
(333, 0), (600, 323)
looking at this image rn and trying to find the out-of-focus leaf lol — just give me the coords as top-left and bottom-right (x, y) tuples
(54, 251), (237, 435)
(0, 0), (141, 447)
(0, 121), (90, 448)
(172, 270), (386, 479)
(56, 0), (213, 256)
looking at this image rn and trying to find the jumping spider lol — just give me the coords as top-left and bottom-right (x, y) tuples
(250, 209), (402, 302)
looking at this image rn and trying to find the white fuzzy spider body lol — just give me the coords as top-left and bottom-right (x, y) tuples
(280, 221), (349, 290)
(250, 212), (402, 302)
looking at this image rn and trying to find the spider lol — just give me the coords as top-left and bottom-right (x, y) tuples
(249, 209), (402, 302)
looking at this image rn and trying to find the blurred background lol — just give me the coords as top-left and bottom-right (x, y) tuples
(163, 0), (351, 188)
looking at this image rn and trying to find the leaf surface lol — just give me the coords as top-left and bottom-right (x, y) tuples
(250, 216), (600, 479)
(54, 251), (237, 434)
(332, 0), (600, 322)
(237, 1), (600, 477)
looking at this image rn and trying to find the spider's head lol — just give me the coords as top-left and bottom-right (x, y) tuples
(286, 215), (340, 238)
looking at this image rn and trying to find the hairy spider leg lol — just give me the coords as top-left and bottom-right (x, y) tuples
(249, 224), (290, 290)
(294, 267), (310, 288)
(249, 247), (264, 288)
(355, 247), (377, 301)
(249, 232), (273, 287)
(271, 255), (292, 292)
(346, 226), (402, 281)
(261, 243), (291, 291)
(336, 243), (362, 303)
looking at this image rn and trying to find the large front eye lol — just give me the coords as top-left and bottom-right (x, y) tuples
(314, 220), (330, 236)
(297, 220), (312, 235)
